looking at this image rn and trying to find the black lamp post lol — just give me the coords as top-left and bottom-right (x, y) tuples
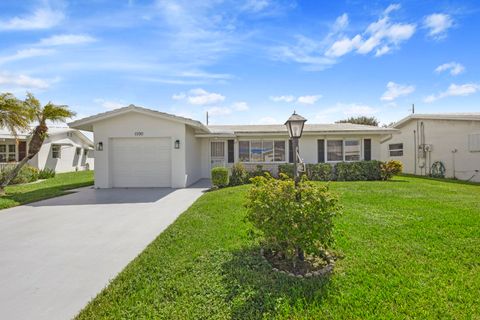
(285, 111), (307, 185)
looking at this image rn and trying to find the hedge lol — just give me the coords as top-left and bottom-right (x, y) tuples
(279, 161), (384, 181)
(211, 167), (229, 188)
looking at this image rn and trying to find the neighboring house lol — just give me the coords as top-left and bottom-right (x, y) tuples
(381, 113), (480, 182)
(0, 127), (94, 173)
(69, 105), (397, 188)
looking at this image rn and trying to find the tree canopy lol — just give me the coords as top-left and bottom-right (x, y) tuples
(336, 116), (379, 126)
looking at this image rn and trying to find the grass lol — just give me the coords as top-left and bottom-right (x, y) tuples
(77, 176), (480, 319)
(0, 170), (94, 210)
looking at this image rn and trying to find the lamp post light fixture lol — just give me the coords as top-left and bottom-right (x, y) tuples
(285, 111), (307, 185)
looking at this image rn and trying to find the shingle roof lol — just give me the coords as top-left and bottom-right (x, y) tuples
(208, 123), (397, 134)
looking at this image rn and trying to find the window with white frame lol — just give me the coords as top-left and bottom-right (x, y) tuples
(0, 144), (17, 163)
(344, 140), (361, 161)
(52, 145), (61, 159)
(389, 143), (403, 157)
(210, 141), (225, 158)
(469, 133), (480, 152)
(327, 140), (343, 161)
(238, 140), (286, 162)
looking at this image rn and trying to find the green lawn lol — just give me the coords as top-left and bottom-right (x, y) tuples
(0, 170), (94, 210)
(77, 176), (480, 319)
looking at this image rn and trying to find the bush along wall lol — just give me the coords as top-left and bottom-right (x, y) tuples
(335, 160), (383, 181)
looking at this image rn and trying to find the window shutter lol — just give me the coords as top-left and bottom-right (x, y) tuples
(227, 140), (234, 163)
(288, 139), (293, 163)
(364, 139), (371, 160)
(317, 139), (325, 163)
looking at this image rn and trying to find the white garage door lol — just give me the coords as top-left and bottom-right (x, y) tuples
(110, 138), (171, 188)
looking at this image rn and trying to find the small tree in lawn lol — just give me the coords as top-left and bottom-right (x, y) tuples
(0, 93), (75, 194)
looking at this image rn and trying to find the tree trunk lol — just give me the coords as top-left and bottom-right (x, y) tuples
(0, 124), (47, 195)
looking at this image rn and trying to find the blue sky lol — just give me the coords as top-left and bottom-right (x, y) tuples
(0, 0), (479, 126)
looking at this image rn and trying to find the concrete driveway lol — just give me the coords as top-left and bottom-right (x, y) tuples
(0, 180), (210, 320)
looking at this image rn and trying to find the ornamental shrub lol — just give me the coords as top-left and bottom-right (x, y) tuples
(306, 163), (333, 181)
(278, 163), (294, 178)
(248, 164), (269, 179)
(38, 168), (56, 179)
(335, 161), (383, 181)
(0, 165), (39, 185)
(246, 174), (341, 260)
(381, 160), (403, 180)
(211, 167), (229, 188)
(229, 163), (248, 186)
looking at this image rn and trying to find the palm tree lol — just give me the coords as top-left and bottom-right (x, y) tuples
(0, 93), (75, 194)
(0, 93), (30, 135)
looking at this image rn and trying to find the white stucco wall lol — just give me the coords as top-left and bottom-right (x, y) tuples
(185, 126), (202, 186)
(381, 119), (480, 182)
(29, 132), (94, 173)
(92, 112), (187, 188)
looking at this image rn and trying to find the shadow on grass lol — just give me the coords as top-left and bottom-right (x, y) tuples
(3, 181), (93, 206)
(221, 246), (332, 319)
(400, 174), (480, 186)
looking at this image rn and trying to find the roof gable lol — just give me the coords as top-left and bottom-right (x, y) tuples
(68, 105), (209, 132)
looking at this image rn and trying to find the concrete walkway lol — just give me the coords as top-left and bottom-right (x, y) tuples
(0, 179), (210, 320)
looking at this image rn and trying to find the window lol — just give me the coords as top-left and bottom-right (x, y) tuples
(274, 141), (286, 161)
(250, 140), (263, 162)
(84, 149), (88, 156)
(76, 147), (81, 156)
(210, 141), (224, 157)
(327, 140), (343, 161)
(239, 140), (286, 163)
(239, 141), (250, 161)
(344, 140), (360, 161)
(0, 144), (17, 163)
(0, 145), (6, 162)
(52, 145), (61, 159)
(469, 133), (480, 152)
(389, 143), (403, 157)
(8, 145), (16, 162)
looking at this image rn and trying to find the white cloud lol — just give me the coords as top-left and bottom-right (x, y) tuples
(333, 13), (349, 31)
(381, 82), (415, 101)
(173, 88), (225, 105)
(0, 48), (54, 65)
(435, 62), (465, 76)
(424, 83), (480, 103)
(384, 3), (401, 15)
(38, 34), (96, 46)
(297, 95), (322, 104)
(325, 5), (415, 59)
(270, 95), (295, 103)
(232, 101), (249, 111)
(242, 0), (271, 13)
(0, 72), (51, 90)
(206, 106), (231, 116)
(424, 13), (453, 39)
(0, 8), (64, 30)
(325, 35), (362, 58)
(94, 99), (126, 110)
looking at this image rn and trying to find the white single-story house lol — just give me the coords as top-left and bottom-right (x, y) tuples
(0, 127), (94, 173)
(381, 113), (480, 182)
(69, 105), (398, 188)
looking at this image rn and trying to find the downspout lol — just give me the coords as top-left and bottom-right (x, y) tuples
(413, 129), (417, 175)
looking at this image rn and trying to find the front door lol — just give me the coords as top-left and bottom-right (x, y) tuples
(210, 141), (225, 168)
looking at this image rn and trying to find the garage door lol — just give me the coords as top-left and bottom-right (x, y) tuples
(110, 138), (171, 188)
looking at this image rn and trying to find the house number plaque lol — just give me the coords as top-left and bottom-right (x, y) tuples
(134, 131), (144, 136)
